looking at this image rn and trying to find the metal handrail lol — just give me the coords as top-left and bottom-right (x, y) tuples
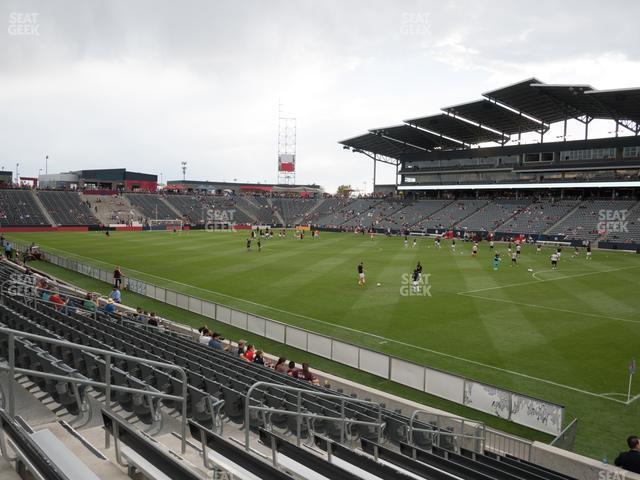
(408, 409), (486, 454)
(0, 326), (190, 454)
(1, 279), (226, 434)
(0, 260), (192, 340)
(244, 381), (385, 460)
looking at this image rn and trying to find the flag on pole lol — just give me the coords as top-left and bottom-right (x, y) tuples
(630, 357), (637, 376)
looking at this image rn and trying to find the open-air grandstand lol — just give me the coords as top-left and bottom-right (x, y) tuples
(1, 189), (640, 246)
(1, 78), (640, 480)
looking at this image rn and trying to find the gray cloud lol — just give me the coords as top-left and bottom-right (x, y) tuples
(1, 0), (639, 191)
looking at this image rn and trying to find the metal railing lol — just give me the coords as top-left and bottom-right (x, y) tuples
(0, 275), (226, 435)
(485, 427), (533, 461)
(245, 381), (386, 460)
(0, 326), (190, 454)
(408, 409), (486, 454)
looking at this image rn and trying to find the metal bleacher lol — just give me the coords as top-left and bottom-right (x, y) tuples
(0, 260), (579, 479)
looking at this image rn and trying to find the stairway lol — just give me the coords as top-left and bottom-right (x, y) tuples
(160, 197), (184, 218)
(29, 190), (55, 226)
(544, 201), (583, 234)
(81, 194), (142, 225)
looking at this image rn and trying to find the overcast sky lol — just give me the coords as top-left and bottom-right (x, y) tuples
(2, 0), (639, 192)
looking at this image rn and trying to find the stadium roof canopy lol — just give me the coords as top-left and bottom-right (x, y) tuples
(404, 113), (507, 145)
(586, 87), (640, 123)
(441, 99), (542, 135)
(482, 77), (577, 124)
(339, 132), (423, 159)
(368, 124), (461, 150)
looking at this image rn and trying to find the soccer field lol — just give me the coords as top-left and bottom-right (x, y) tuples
(7, 230), (640, 457)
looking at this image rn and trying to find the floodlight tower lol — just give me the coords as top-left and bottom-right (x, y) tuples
(181, 161), (187, 181)
(277, 102), (296, 185)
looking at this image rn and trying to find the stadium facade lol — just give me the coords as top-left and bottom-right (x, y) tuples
(340, 78), (640, 194)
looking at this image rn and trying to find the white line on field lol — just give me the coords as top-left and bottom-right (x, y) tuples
(34, 243), (630, 404)
(457, 265), (640, 295)
(459, 293), (640, 325)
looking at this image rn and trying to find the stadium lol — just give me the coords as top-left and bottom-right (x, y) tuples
(2, 3), (640, 480)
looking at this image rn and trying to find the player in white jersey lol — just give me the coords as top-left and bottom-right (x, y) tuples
(472, 242), (478, 257)
(550, 253), (559, 270)
(511, 251), (517, 266)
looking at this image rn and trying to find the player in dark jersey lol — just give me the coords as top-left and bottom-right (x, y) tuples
(586, 244), (592, 260)
(357, 262), (365, 286)
(412, 268), (420, 293)
(257, 238), (261, 252)
(246, 238), (251, 251)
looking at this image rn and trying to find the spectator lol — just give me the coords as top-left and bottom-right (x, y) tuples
(274, 357), (288, 374)
(287, 361), (299, 377)
(49, 292), (65, 310)
(253, 350), (265, 366)
(244, 344), (256, 362)
(113, 266), (123, 288)
(148, 312), (158, 327)
(4, 241), (13, 260)
(83, 292), (97, 312)
(615, 435), (640, 474)
(109, 286), (121, 303)
(105, 298), (116, 313)
(298, 363), (320, 385)
(198, 328), (212, 345)
(208, 332), (224, 350)
(236, 340), (247, 357)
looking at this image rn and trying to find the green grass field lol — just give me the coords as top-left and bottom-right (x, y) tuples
(6, 230), (640, 459)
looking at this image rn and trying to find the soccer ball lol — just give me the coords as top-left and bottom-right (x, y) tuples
(376, 283), (381, 287)
(527, 268), (533, 272)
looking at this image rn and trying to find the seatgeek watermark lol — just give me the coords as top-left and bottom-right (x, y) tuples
(8, 12), (40, 36)
(400, 272), (432, 297)
(205, 208), (237, 232)
(597, 209), (629, 235)
(598, 469), (627, 480)
(2, 273), (38, 298)
(400, 12), (431, 36)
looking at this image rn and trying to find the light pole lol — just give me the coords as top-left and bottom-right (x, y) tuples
(181, 161), (187, 181)
(45, 155), (48, 174)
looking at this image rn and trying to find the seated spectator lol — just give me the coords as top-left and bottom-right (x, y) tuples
(236, 340), (247, 357)
(287, 361), (299, 377)
(83, 292), (97, 312)
(49, 292), (65, 310)
(298, 363), (320, 385)
(208, 332), (224, 350)
(199, 328), (212, 345)
(274, 357), (288, 374)
(109, 286), (121, 303)
(105, 298), (116, 313)
(244, 344), (256, 362)
(615, 435), (640, 474)
(148, 312), (159, 327)
(253, 350), (266, 366)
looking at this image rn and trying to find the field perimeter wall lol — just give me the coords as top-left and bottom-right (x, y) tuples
(28, 244), (565, 436)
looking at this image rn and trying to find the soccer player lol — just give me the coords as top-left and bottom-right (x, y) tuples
(516, 243), (521, 257)
(403, 236), (408, 248)
(416, 261), (423, 281)
(246, 238), (252, 251)
(472, 242), (478, 257)
(257, 238), (262, 252)
(572, 246), (580, 258)
(556, 246), (562, 259)
(451, 238), (456, 252)
(586, 243), (592, 260)
(489, 240), (494, 250)
(507, 242), (512, 254)
(357, 262), (365, 286)
(435, 236), (441, 249)
(550, 252), (559, 270)
(511, 250), (518, 267)
(536, 243), (542, 254)
(492, 253), (501, 271)
(412, 238), (417, 248)
(412, 268), (420, 293)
